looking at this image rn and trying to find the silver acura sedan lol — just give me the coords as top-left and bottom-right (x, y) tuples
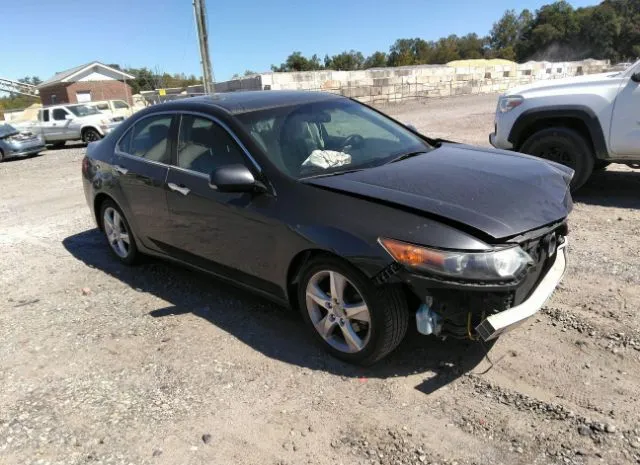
(0, 123), (45, 161)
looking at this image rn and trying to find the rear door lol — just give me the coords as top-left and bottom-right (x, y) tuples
(114, 113), (177, 250)
(610, 67), (640, 157)
(163, 113), (280, 294)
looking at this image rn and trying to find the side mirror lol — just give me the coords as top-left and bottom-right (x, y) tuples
(210, 164), (267, 193)
(631, 72), (640, 83)
(405, 122), (418, 132)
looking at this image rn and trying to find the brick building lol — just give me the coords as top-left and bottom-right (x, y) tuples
(38, 62), (134, 106)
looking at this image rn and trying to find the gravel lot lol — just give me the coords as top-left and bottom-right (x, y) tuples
(2, 93), (640, 465)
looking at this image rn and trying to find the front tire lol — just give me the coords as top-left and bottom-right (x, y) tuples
(298, 256), (409, 365)
(82, 128), (102, 144)
(520, 127), (594, 192)
(99, 200), (138, 265)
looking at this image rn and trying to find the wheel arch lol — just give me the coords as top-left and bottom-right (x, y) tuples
(81, 125), (103, 137)
(286, 249), (344, 309)
(93, 192), (125, 231)
(509, 106), (608, 159)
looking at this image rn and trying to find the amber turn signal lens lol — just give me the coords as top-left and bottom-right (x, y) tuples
(378, 238), (445, 267)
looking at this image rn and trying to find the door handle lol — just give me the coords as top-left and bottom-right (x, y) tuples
(114, 165), (129, 175)
(168, 182), (190, 196)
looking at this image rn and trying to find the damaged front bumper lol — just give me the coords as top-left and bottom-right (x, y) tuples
(475, 240), (567, 341)
(395, 228), (568, 341)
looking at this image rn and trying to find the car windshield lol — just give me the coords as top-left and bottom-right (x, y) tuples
(237, 98), (432, 178)
(0, 124), (19, 138)
(67, 104), (100, 117)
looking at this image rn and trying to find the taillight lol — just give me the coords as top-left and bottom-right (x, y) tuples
(82, 157), (90, 175)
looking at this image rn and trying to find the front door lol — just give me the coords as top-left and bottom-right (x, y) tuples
(164, 114), (280, 294)
(50, 107), (72, 140)
(114, 113), (176, 250)
(610, 69), (640, 157)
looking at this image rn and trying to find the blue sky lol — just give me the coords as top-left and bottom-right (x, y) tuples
(2, 0), (598, 84)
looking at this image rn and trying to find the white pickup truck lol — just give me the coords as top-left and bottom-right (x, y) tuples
(18, 103), (121, 148)
(490, 59), (640, 190)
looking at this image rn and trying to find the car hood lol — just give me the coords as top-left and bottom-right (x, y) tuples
(303, 143), (573, 240)
(506, 72), (622, 96)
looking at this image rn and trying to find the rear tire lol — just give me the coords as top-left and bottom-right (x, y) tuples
(99, 199), (139, 265)
(297, 256), (409, 365)
(82, 128), (102, 144)
(520, 127), (594, 192)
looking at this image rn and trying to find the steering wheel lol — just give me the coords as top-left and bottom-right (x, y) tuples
(340, 134), (365, 152)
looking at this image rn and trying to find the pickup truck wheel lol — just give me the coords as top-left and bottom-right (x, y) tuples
(520, 127), (594, 192)
(82, 128), (102, 144)
(298, 256), (409, 365)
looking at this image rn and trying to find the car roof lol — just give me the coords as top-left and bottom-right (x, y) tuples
(158, 90), (345, 115)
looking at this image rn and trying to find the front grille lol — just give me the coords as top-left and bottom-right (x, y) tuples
(515, 227), (565, 304)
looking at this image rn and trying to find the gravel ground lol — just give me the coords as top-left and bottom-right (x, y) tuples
(2, 93), (640, 465)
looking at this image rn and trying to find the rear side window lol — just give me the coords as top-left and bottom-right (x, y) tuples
(177, 115), (247, 175)
(96, 103), (109, 110)
(53, 108), (67, 121)
(117, 128), (133, 153)
(128, 115), (173, 164)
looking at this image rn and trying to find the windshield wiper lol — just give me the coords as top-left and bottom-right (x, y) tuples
(300, 168), (366, 180)
(385, 151), (429, 164)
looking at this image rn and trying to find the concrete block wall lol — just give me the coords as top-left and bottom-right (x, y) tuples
(213, 59), (610, 104)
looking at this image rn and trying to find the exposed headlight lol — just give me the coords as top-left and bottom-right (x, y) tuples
(379, 238), (533, 281)
(498, 95), (524, 113)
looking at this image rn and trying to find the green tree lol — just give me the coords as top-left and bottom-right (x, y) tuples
(457, 33), (487, 59)
(324, 50), (365, 70)
(431, 35), (461, 63)
(388, 39), (417, 66)
(578, 4), (621, 60)
(490, 10), (520, 60)
(271, 52), (323, 72)
(363, 51), (388, 68)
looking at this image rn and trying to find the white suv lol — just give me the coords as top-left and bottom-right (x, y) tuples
(490, 59), (640, 190)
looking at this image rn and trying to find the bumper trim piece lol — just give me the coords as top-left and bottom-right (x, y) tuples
(475, 240), (567, 341)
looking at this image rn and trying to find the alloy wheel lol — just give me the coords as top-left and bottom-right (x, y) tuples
(84, 130), (100, 143)
(103, 207), (131, 258)
(305, 270), (372, 354)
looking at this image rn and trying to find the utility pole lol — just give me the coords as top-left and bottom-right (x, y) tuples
(193, 0), (215, 94)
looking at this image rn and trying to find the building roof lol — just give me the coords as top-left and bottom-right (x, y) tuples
(38, 62), (135, 89)
(163, 90), (344, 115)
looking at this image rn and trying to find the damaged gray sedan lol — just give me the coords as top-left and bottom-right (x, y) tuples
(0, 124), (46, 161)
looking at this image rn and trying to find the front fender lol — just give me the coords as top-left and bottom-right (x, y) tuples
(291, 225), (391, 278)
(509, 105), (608, 159)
